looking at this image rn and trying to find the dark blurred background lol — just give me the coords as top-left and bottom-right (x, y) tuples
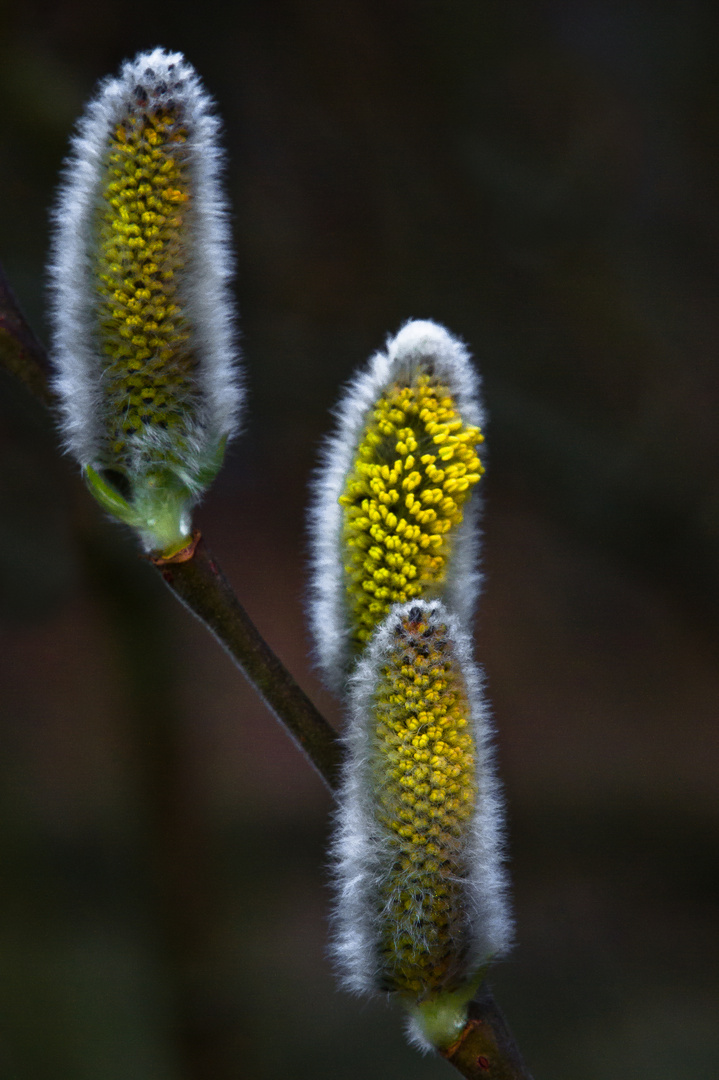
(1, 1), (718, 1077)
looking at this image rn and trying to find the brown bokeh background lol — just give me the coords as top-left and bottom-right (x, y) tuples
(1, 1), (718, 1077)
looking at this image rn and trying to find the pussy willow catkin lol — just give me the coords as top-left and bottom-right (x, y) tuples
(310, 321), (485, 690)
(49, 48), (242, 551)
(339, 373), (483, 648)
(332, 600), (510, 1048)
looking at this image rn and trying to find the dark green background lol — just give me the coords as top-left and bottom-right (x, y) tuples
(1, 1), (718, 1077)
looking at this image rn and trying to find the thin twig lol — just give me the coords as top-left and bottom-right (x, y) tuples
(153, 534), (343, 790)
(442, 989), (532, 1079)
(0, 258), (533, 1080)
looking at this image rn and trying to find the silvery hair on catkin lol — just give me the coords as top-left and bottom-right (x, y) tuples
(330, 600), (512, 1008)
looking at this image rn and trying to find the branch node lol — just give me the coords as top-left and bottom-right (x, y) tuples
(150, 530), (202, 565)
(442, 1017), (482, 1059)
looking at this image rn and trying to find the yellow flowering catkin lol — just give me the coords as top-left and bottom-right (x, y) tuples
(49, 49), (242, 553)
(98, 107), (194, 463)
(331, 600), (510, 1026)
(339, 375), (484, 653)
(372, 604), (477, 995)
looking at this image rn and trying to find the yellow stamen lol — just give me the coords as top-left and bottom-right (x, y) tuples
(339, 376), (484, 653)
(371, 608), (476, 996)
(96, 110), (195, 463)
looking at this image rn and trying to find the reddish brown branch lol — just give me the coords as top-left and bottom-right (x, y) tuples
(442, 989), (533, 1079)
(0, 257), (533, 1080)
(154, 534), (342, 790)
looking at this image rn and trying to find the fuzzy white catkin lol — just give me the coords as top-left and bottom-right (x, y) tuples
(308, 320), (485, 692)
(48, 47), (242, 489)
(330, 599), (512, 1043)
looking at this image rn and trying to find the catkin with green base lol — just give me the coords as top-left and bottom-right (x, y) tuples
(331, 600), (511, 1051)
(49, 49), (242, 553)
